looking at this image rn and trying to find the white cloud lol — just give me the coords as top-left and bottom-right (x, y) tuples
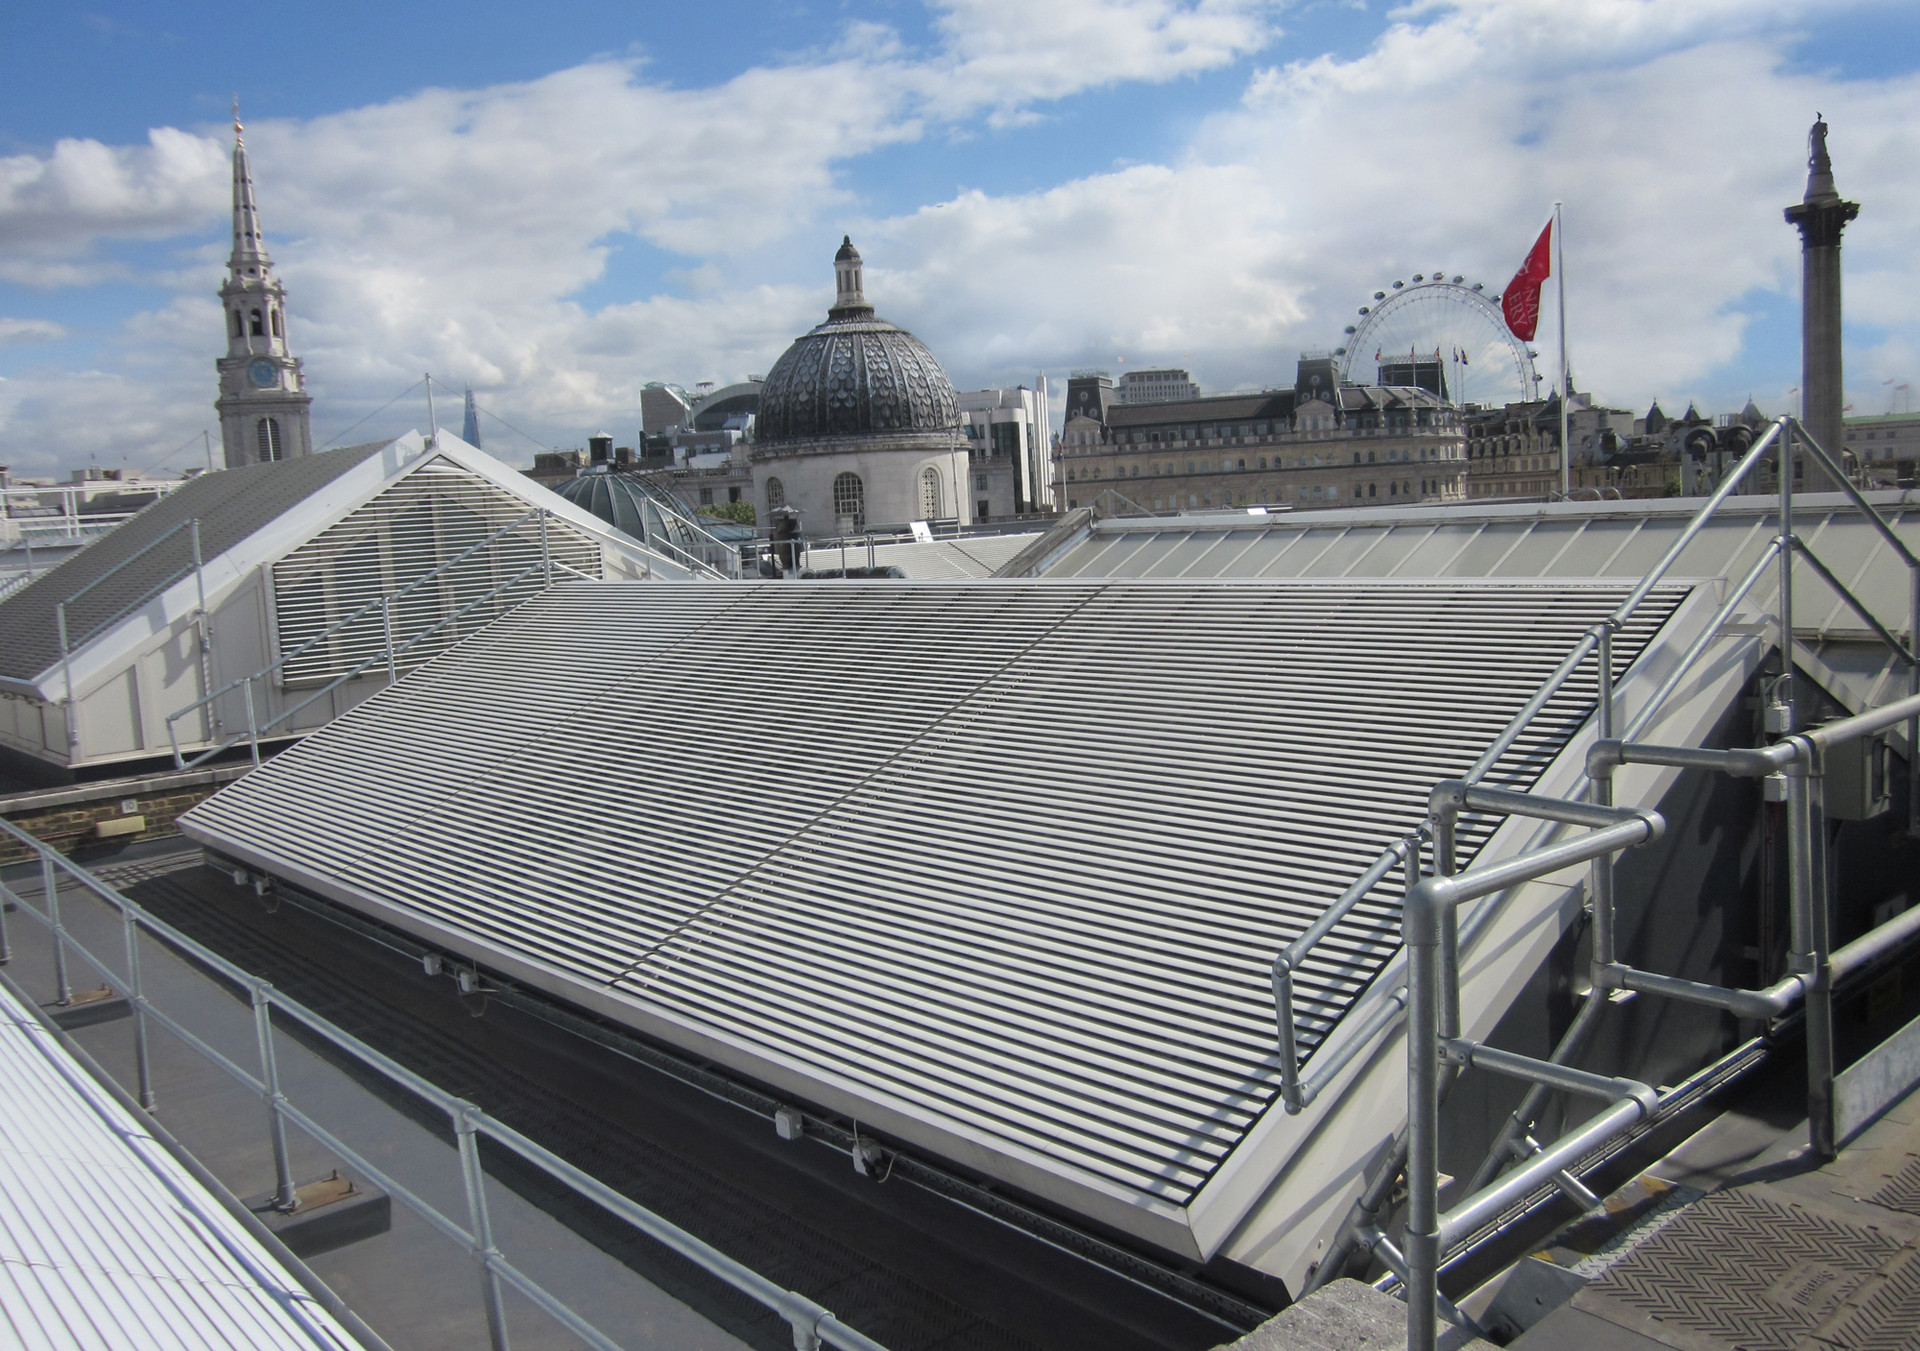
(926, 0), (1281, 122)
(0, 318), (68, 346)
(0, 0), (1915, 474)
(0, 127), (227, 266)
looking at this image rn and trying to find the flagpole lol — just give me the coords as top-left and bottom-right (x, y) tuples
(1555, 201), (1569, 498)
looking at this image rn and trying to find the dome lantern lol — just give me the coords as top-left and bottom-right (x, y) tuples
(753, 238), (959, 448)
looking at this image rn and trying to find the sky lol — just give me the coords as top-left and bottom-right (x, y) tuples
(1, 0), (1917, 476)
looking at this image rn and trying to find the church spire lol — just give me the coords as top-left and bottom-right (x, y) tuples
(214, 100), (314, 469)
(228, 99), (271, 276)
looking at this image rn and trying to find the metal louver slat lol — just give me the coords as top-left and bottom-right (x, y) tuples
(184, 578), (1687, 1219)
(271, 459), (602, 685)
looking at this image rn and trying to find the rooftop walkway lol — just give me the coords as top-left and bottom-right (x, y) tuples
(1508, 1058), (1920, 1348)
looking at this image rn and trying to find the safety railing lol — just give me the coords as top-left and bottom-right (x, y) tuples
(1272, 417), (1797, 1115)
(164, 508), (560, 771)
(0, 816), (888, 1351)
(1396, 688), (1920, 1351)
(1271, 419), (1919, 1335)
(57, 518), (213, 758)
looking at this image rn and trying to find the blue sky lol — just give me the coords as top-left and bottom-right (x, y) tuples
(2, 0), (1917, 473)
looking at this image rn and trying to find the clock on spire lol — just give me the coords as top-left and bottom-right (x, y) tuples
(214, 100), (314, 468)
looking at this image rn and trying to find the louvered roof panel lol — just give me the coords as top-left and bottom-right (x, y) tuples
(183, 578), (1685, 1215)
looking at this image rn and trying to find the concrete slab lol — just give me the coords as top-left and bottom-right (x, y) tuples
(1214, 1280), (1493, 1351)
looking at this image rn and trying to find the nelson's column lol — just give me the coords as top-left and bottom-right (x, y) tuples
(1784, 115), (1858, 490)
(214, 108), (313, 468)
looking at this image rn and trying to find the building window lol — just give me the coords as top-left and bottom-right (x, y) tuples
(728, 486), (741, 504)
(256, 417), (283, 461)
(766, 477), (785, 510)
(977, 499), (990, 519)
(698, 487), (714, 505)
(921, 467), (942, 519)
(270, 308), (283, 338)
(249, 308), (264, 336)
(833, 471), (865, 531)
(231, 310), (243, 337)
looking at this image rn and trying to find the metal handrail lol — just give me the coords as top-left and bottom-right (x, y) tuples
(56, 517), (201, 650)
(1286, 418), (1917, 1320)
(0, 816), (887, 1351)
(1270, 417), (1919, 1093)
(1395, 687), (1920, 1351)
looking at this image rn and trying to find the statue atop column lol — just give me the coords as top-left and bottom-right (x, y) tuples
(1804, 114), (1838, 205)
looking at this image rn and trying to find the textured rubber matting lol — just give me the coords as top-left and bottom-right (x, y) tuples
(1868, 1157), (1920, 1218)
(1573, 1186), (1920, 1350)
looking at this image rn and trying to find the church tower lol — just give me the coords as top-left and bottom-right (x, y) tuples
(214, 105), (313, 469)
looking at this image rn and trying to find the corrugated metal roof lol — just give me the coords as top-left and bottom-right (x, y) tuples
(182, 578), (1685, 1231)
(0, 979), (360, 1350)
(0, 444), (390, 681)
(1039, 496), (1918, 644)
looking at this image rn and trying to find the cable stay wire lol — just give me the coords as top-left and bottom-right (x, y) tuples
(472, 398), (560, 455)
(312, 377), (428, 453)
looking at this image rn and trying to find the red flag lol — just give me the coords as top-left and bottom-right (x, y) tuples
(1502, 220), (1553, 341)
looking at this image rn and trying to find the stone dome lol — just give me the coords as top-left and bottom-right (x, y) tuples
(754, 238), (959, 447)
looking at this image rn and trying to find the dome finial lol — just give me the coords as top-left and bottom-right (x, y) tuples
(830, 234), (871, 319)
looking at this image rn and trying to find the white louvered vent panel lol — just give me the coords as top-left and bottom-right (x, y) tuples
(271, 459), (601, 686)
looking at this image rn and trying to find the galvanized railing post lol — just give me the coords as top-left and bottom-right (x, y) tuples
(56, 601), (79, 757)
(1910, 565), (1919, 838)
(42, 851), (70, 1005)
(191, 518), (215, 739)
(1404, 904), (1442, 1351)
(1433, 799), (1460, 1043)
(456, 1105), (513, 1351)
(243, 676), (261, 768)
(1593, 622), (1618, 969)
(1777, 424), (1797, 734)
(382, 595), (399, 687)
(1785, 747), (1836, 1158)
(251, 983), (298, 1210)
(123, 906), (156, 1110)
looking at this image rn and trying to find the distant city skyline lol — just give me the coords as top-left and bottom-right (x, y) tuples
(1, 0), (1917, 476)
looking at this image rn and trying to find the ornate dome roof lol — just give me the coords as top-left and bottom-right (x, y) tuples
(754, 238), (959, 447)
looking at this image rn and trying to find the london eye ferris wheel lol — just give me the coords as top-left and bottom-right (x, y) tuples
(1335, 274), (1541, 409)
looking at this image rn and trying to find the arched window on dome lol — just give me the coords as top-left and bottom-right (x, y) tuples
(766, 477), (785, 511)
(270, 308), (283, 338)
(919, 467), (941, 520)
(250, 308), (264, 337)
(231, 310), (243, 338)
(832, 471), (865, 532)
(257, 418), (282, 462)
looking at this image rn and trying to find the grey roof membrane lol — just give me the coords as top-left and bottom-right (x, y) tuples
(183, 578), (1686, 1218)
(0, 443), (390, 681)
